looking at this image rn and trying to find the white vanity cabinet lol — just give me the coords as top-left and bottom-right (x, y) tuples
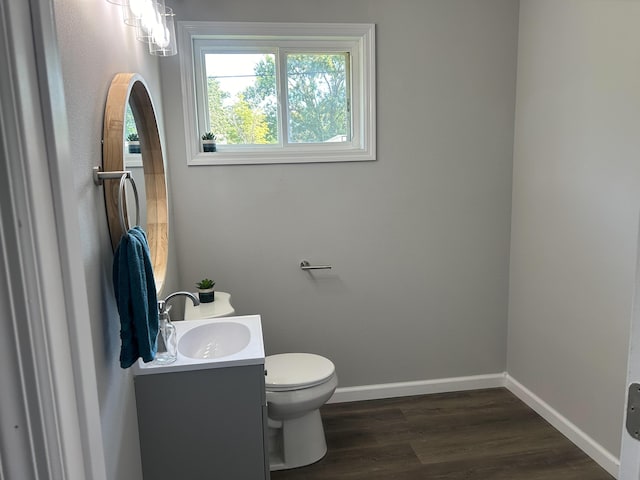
(134, 363), (270, 480)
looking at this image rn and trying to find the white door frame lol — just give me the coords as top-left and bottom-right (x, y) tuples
(620, 218), (640, 479)
(0, 0), (107, 478)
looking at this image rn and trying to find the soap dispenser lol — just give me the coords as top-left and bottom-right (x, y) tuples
(154, 299), (177, 364)
(153, 291), (200, 365)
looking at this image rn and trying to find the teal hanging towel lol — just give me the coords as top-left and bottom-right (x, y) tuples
(112, 226), (159, 368)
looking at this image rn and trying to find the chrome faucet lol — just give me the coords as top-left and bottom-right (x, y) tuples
(158, 291), (200, 319)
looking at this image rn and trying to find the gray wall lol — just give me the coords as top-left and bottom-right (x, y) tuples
(508, 0), (640, 456)
(53, 1), (179, 478)
(161, 0), (519, 387)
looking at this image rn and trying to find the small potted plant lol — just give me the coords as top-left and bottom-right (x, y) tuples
(196, 278), (215, 303)
(127, 133), (140, 154)
(201, 132), (217, 152)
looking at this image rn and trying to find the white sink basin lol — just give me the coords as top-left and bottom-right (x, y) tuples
(178, 322), (251, 359)
(133, 315), (265, 375)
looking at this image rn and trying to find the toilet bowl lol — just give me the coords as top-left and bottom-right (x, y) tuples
(265, 353), (338, 471)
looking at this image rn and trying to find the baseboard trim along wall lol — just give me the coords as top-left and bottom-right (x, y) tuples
(505, 375), (619, 478)
(328, 373), (619, 478)
(327, 373), (507, 404)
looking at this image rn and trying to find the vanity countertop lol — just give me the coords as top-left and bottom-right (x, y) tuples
(184, 291), (235, 320)
(133, 314), (264, 376)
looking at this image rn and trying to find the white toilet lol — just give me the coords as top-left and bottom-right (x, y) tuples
(265, 353), (338, 471)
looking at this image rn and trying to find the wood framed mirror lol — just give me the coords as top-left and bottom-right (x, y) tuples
(102, 73), (168, 294)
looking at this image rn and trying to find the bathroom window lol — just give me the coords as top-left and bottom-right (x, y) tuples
(178, 22), (376, 165)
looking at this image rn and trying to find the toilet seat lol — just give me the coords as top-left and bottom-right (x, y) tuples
(266, 353), (335, 392)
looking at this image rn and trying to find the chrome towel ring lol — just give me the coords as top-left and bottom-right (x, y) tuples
(117, 172), (139, 233)
(93, 165), (140, 234)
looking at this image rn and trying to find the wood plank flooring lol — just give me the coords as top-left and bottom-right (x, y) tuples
(270, 388), (614, 480)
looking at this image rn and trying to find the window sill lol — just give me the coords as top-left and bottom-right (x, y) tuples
(187, 147), (376, 166)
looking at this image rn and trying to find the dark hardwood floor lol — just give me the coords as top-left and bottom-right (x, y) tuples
(271, 388), (614, 480)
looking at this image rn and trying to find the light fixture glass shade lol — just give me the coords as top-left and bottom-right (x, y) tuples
(134, 0), (167, 44)
(111, 0), (176, 56)
(135, 23), (154, 43)
(139, 0), (159, 32)
(149, 6), (177, 56)
(128, 0), (148, 18)
(135, 4), (156, 42)
(122, 3), (140, 27)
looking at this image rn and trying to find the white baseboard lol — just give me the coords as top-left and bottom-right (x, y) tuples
(327, 372), (507, 404)
(505, 375), (620, 478)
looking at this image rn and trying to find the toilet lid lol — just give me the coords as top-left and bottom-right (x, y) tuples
(265, 353), (335, 391)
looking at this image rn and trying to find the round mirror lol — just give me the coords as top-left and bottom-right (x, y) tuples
(102, 73), (168, 294)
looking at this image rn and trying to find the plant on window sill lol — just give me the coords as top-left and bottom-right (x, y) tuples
(201, 132), (217, 152)
(127, 132), (140, 154)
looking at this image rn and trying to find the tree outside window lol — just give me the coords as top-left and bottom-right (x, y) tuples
(204, 52), (349, 146)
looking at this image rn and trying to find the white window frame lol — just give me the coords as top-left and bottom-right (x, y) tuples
(178, 21), (376, 165)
